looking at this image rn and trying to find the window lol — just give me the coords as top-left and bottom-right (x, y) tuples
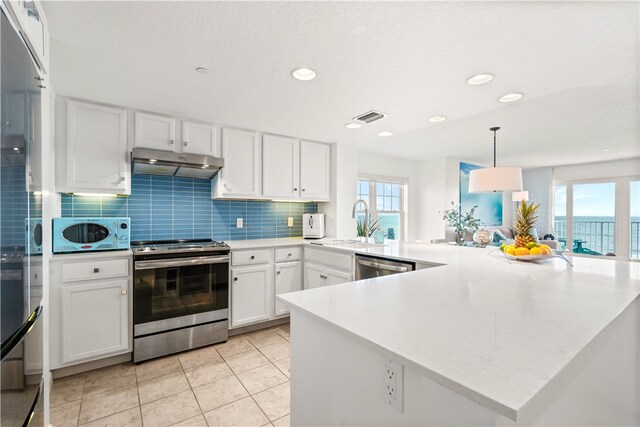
(356, 178), (406, 240)
(553, 178), (639, 259)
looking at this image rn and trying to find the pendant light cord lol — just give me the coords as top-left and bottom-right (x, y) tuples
(490, 126), (501, 168)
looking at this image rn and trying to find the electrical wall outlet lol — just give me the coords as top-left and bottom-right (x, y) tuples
(381, 359), (404, 412)
(236, 218), (243, 228)
(287, 217), (293, 227)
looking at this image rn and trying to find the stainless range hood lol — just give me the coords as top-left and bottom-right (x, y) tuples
(131, 148), (224, 179)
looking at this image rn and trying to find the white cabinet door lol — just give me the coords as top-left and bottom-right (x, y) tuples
(66, 101), (128, 193)
(220, 128), (261, 198)
(61, 279), (129, 364)
(182, 121), (219, 156)
(303, 262), (326, 289)
(134, 112), (176, 151)
(325, 267), (352, 287)
(274, 261), (302, 316)
(27, 93), (42, 191)
(262, 134), (299, 199)
(17, 0), (48, 73)
(300, 140), (331, 201)
(1, 92), (27, 136)
(231, 264), (272, 327)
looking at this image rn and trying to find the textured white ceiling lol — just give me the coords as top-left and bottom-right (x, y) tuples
(43, 1), (639, 167)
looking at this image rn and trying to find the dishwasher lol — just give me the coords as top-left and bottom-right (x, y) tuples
(355, 254), (415, 280)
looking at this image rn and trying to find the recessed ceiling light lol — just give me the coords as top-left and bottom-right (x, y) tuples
(195, 67), (209, 74)
(149, 159), (157, 163)
(601, 148), (612, 152)
(429, 115), (447, 123)
(13, 147), (19, 151)
(378, 131), (393, 137)
(498, 92), (523, 103)
(466, 73), (494, 85)
(345, 123), (361, 129)
(291, 68), (316, 81)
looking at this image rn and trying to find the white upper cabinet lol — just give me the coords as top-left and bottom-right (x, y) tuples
(262, 134), (300, 199)
(300, 140), (331, 201)
(214, 127), (261, 198)
(6, 0), (49, 73)
(134, 112), (176, 151)
(182, 121), (219, 156)
(64, 100), (128, 194)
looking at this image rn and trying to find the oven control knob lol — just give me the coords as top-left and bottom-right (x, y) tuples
(150, 246), (157, 251)
(120, 223), (128, 229)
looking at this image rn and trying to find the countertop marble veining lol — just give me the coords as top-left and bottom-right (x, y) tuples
(230, 238), (640, 420)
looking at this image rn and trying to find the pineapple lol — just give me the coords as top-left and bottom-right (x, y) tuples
(514, 200), (540, 248)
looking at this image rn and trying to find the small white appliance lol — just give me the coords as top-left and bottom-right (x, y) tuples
(303, 213), (325, 239)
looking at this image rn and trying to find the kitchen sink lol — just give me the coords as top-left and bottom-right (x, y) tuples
(322, 240), (387, 249)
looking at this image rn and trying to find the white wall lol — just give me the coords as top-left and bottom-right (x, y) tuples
(358, 151), (418, 241)
(318, 142), (358, 238)
(553, 157), (640, 181)
(522, 168), (553, 236)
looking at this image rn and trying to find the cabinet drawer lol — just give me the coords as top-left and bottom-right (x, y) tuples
(275, 247), (302, 262)
(232, 250), (270, 266)
(304, 247), (352, 271)
(62, 259), (129, 283)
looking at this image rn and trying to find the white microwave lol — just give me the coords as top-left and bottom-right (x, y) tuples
(303, 213), (325, 239)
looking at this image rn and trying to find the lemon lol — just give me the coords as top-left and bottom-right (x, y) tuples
(529, 247), (542, 255)
(515, 247), (530, 256)
(526, 242), (537, 249)
(499, 243), (506, 251)
(506, 246), (516, 256)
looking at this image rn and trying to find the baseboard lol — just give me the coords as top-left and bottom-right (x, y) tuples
(52, 353), (132, 379)
(229, 317), (289, 337)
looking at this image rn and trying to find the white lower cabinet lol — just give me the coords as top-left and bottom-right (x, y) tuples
(304, 262), (353, 289)
(274, 261), (302, 316)
(50, 252), (132, 369)
(231, 264), (273, 327)
(61, 279), (129, 364)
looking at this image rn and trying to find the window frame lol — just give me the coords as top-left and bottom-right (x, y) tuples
(357, 174), (408, 241)
(552, 176), (639, 261)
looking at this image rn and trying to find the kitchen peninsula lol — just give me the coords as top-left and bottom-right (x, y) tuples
(278, 242), (640, 426)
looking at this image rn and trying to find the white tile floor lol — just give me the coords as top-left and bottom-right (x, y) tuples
(49, 325), (291, 427)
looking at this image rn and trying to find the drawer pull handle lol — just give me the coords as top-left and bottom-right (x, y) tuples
(93, 268), (100, 273)
(287, 253), (292, 256)
(320, 274), (327, 279)
(250, 255), (255, 260)
(120, 289), (127, 295)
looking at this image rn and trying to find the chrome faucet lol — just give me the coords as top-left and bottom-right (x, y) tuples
(352, 199), (369, 237)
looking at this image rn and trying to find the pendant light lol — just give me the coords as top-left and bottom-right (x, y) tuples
(469, 127), (523, 192)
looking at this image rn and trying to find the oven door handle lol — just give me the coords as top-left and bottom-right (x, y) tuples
(356, 258), (411, 273)
(135, 255), (230, 270)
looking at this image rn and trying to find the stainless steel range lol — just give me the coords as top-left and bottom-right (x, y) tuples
(132, 239), (230, 363)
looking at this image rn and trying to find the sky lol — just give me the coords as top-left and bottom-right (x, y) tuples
(554, 181), (640, 218)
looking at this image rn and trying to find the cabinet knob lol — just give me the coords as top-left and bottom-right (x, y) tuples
(183, 141), (188, 146)
(288, 253), (292, 256)
(233, 277), (238, 281)
(294, 188), (297, 192)
(302, 188), (306, 192)
(120, 289), (127, 295)
(250, 255), (255, 260)
(93, 268), (100, 273)
(169, 139), (175, 145)
(276, 271), (281, 275)
(34, 76), (44, 81)
(37, 85), (46, 89)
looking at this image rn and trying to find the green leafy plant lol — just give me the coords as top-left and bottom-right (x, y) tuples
(440, 201), (482, 243)
(356, 215), (381, 238)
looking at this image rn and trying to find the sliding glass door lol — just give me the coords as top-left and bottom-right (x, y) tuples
(553, 178), (639, 259)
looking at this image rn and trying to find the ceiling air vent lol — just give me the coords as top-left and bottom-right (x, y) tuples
(353, 110), (386, 124)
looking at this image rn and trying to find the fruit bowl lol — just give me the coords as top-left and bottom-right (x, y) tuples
(502, 252), (555, 262)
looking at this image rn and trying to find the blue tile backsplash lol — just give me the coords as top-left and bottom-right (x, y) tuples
(61, 175), (317, 242)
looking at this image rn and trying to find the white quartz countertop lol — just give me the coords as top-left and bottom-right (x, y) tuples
(269, 239), (640, 420)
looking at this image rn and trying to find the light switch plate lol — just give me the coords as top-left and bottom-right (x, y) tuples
(236, 218), (243, 228)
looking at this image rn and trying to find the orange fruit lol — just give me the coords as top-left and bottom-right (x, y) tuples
(529, 247), (542, 255)
(539, 246), (551, 255)
(515, 247), (530, 256)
